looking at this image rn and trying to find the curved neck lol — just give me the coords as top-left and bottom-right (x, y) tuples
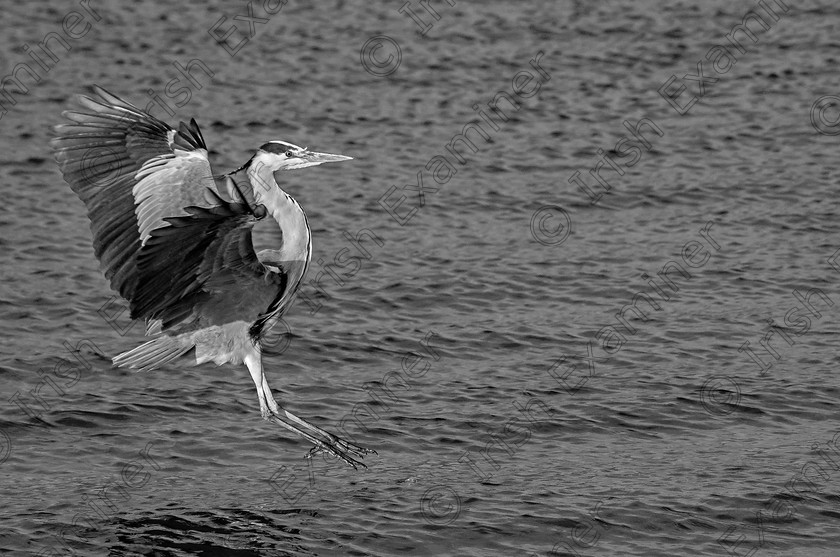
(247, 158), (311, 265)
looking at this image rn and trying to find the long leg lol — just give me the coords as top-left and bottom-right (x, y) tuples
(258, 371), (371, 458)
(244, 352), (374, 469)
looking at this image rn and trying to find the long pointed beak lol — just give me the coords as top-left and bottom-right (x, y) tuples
(282, 150), (353, 170)
(305, 151), (353, 164)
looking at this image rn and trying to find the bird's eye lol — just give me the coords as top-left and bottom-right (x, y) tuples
(285, 151), (293, 157)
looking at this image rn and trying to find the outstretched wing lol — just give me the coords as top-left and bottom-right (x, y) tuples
(52, 86), (283, 333)
(52, 85), (217, 300)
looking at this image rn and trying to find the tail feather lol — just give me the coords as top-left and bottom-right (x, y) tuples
(113, 336), (194, 372)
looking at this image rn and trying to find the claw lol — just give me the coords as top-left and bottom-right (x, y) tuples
(306, 443), (367, 469)
(267, 413), (374, 469)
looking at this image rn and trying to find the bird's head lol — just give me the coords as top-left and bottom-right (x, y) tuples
(252, 140), (352, 172)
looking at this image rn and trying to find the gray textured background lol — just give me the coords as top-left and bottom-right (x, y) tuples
(2, 0), (840, 555)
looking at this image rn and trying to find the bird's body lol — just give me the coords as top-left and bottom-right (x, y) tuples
(52, 86), (372, 468)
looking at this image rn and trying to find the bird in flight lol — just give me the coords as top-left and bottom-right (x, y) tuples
(52, 86), (373, 468)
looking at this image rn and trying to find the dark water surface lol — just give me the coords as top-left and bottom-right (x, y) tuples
(3, 0), (840, 555)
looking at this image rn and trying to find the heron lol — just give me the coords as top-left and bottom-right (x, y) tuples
(52, 85), (374, 469)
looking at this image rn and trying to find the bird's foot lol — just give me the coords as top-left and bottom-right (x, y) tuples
(266, 411), (376, 470)
(305, 436), (377, 469)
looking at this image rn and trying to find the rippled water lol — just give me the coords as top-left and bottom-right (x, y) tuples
(3, 0), (840, 555)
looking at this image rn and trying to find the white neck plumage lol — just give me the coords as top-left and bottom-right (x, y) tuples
(246, 152), (311, 266)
